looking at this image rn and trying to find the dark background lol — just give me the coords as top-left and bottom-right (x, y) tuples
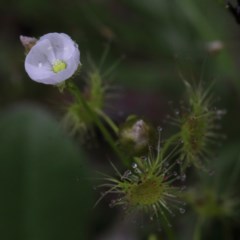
(0, 0), (240, 239)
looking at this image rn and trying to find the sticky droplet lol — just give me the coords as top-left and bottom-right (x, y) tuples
(132, 163), (138, 169)
(179, 208), (186, 214)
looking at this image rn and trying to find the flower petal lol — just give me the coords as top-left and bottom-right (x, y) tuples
(46, 54), (80, 84)
(24, 32), (80, 84)
(39, 33), (78, 61)
(25, 40), (57, 82)
(27, 38), (57, 64)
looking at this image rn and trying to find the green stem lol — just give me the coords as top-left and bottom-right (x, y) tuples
(193, 217), (203, 240)
(156, 208), (175, 240)
(95, 109), (119, 135)
(161, 219), (175, 240)
(157, 133), (180, 163)
(66, 81), (128, 166)
(147, 234), (157, 240)
(165, 226), (175, 240)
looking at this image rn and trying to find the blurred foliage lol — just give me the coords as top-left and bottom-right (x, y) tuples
(1, 0), (240, 239)
(0, 106), (92, 240)
(183, 141), (240, 240)
(0, 0), (239, 92)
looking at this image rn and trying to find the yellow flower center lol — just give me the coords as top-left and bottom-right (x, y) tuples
(52, 60), (67, 73)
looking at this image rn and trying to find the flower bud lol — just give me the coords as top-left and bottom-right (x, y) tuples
(20, 35), (37, 53)
(118, 116), (156, 156)
(205, 40), (224, 55)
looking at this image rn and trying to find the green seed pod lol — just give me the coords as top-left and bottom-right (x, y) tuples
(118, 116), (157, 157)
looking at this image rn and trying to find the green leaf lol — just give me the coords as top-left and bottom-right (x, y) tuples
(0, 105), (92, 240)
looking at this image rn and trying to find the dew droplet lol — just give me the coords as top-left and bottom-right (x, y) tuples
(124, 170), (132, 177)
(175, 110), (180, 115)
(132, 163), (138, 169)
(181, 174), (186, 182)
(216, 109), (226, 116)
(208, 170), (215, 176)
(176, 175), (181, 180)
(176, 159), (182, 165)
(122, 206), (127, 211)
(181, 186), (187, 191)
(179, 208), (185, 214)
(109, 203), (114, 208)
(164, 162), (170, 167)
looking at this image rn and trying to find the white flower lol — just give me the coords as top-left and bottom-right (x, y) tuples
(24, 33), (80, 85)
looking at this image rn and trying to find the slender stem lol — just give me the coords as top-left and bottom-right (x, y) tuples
(161, 220), (175, 240)
(225, 153), (240, 189)
(95, 108), (119, 135)
(99, 43), (110, 70)
(193, 217), (203, 240)
(66, 81), (128, 166)
(158, 133), (180, 162)
(156, 208), (175, 240)
(102, 56), (124, 78)
(165, 227), (175, 240)
(148, 234), (157, 240)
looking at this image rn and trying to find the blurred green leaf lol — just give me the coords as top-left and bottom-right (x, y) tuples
(213, 142), (240, 195)
(0, 105), (92, 240)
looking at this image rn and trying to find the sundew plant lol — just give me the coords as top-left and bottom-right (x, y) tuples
(1, 1), (240, 240)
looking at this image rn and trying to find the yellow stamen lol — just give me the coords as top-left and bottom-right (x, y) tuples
(52, 60), (67, 73)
